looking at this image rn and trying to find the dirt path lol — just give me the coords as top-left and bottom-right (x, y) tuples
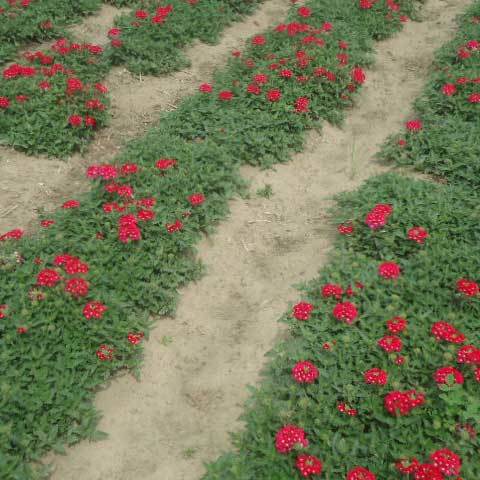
(0, 0), (291, 234)
(42, 0), (470, 479)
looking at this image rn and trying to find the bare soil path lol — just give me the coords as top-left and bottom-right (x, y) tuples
(0, 0), (291, 233)
(40, 0), (471, 479)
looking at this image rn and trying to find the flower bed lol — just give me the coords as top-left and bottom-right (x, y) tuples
(0, 38), (110, 156)
(202, 4), (480, 479)
(0, 0), (101, 65)
(106, 0), (264, 75)
(0, 0), (421, 478)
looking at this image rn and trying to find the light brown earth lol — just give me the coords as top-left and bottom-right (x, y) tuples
(3, 0), (471, 478)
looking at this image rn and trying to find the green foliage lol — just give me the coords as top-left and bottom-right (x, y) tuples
(379, 2), (480, 186)
(0, 39), (110, 157)
(106, 0), (263, 75)
(0, 0), (101, 65)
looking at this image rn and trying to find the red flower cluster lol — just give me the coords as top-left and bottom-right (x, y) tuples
(347, 466), (376, 480)
(332, 301), (358, 324)
(456, 345), (480, 364)
(407, 226), (429, 244)
(128, 332), (145, 345)
(431, 321), (466, 344)
(37, 269), (62, 287)
(292, 361), (319, 384)
(378, 261), (401, 279)
(387, 316), (407, 333)
(406, 119), (423, 132)
(434, 366), (464, 385)
(83, 301), (107, 320)
(275, 425), (309, 453)
(378, 335), (402, 353)
(364, 368), (388, 385)
(384, 390), (425, 416)
(293, 301), (313, 320)
(0, 228), (24, 241)
(296, 454), (323, 477)
(365, 203), (393, 229)
(321, 283), (343, 299)
(456, 278), (479, 297)
(96, 344), (114, 361)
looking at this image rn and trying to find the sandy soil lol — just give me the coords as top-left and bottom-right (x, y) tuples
(37, 0), (472, 479)
(0, 0), (291, 233)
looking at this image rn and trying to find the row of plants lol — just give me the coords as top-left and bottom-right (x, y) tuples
(202, 3), (480, 479)
(0, 0), (264, 156)
(0, 0), (422, 478)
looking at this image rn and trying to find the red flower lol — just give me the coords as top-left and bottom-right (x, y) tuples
(364, 368), (388, 385)
(457, 345), (480, 364)
(395, 458), (420, 475)
(247, 83), (261, 95)
(0, 96), (10, 109)
(0, 228), (24, 241)
(252, 35), (266, 46)
(351, 67), (366, 84)
(253, 74), (269, 84)
(414, 464), (445, 480)
(120, 163), (138, 175)
(65, 278), (89, 298)
(96, 344), (114, 361)
(397, 356), (406, 367)
(378, 335), (402, 353)
(37, 269), (61, 287)
(434, 366), (464, 385)
(218, 90), (234, 101)
(275, 425), (309, 453)
(378, 262), (401, 279)
(137, 209), (155, 221)
(68, 115), (83, 127)
(199, 83), (212, 93)
(360, 0), (374, 8)
(83, 301), (107, 320)
(322, 283), (343, 299)
(292, 361), (319, 384)
(456, 278), (479, 296)
(188, 193), (205, 206)
(475, 367), (480, 382)
(17, 327), (28, 334)
(128, 332), (144, 345)
(293, 302), (313, 321)
(85, 116), (96, 128)
(108, 27), (121, 37)
(280, 69), (293, 78)
(432, 321), (466, 344)
(267, 88), (282, 102)
(296, 454), (322, 477)
(135, 10), (148, 19)
(442, 83), (457, 96)
(338, 223), (354, 235)
(407, 226), (429, 244)
(297, 6), (312, 17)
(333, 302), (358, 324)
(95, 83), (108, 94)
(406, 120), (423, 131)
(365, 211), (387, 229)
(429, 449), (461, 476)
(295, 96), (310, 112)
(166, 220), (183, 233)
(468, 93), (480, 103)
(347, 466), (376, 480)
(156, 158), (177, 170)
(387, 316), (407, 333)
(384, 390), (425, 416)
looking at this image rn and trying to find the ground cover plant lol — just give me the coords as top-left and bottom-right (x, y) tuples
(0, 0), (423, 478)
(0, 1), (266, 157)
(0, 38), (111, 156)
(106, 0), (264, 74)
(0, 0), (101, 65)
(202, 3), (480, 479)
